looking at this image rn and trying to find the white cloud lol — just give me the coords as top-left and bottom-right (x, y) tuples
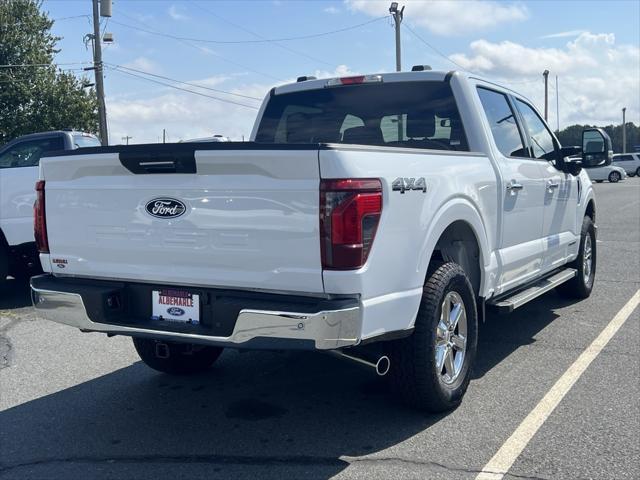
(107, 67), (356, 144)
(540, 30), (587, 39)
(450, 32), (640, 126)
(123, 57), (162, 74)
(346, 0), (528, 35)
(324, 6), (340, 15)
(168, 5), (189, 21)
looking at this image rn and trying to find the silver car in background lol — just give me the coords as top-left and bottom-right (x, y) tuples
(586, 164), (627, 183)
(612, 153), (640, 177)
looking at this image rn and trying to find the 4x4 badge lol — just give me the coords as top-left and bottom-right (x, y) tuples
(392, 177), (427, 194)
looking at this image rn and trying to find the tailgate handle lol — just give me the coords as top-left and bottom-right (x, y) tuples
(120, 150), (197, 174)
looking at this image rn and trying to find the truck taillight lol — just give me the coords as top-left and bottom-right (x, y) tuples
(320, 178), (382, 270)
(34, 180), (49, 253)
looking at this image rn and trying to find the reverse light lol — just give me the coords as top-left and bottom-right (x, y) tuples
(34, 180), (49, 253)
(320, 178), (382, 270)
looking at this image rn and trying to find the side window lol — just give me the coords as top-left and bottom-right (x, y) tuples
(515, 99), (558, 161)
(0, 137), (64, 169)
(477, 88), (529, 158)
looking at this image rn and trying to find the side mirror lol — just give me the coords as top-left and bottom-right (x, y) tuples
(582, 128), (613, 168)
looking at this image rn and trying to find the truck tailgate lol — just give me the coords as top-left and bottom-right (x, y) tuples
(40, 146), (324, 293)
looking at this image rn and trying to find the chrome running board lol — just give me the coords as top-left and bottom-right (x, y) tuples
(488, 268), (577, 314)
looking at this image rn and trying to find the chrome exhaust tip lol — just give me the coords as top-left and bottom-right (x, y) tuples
(375, 355), (390, 376)
(328, 350), (391, 376)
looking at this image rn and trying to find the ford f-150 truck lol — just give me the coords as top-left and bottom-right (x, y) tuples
(30, 70), (612, 411)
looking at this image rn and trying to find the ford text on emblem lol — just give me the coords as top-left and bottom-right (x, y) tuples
(145, 198), (186, 219)
(167, 307), (185, 316)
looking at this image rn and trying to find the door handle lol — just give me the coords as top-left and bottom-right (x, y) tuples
(506, 180), (524, 192)
(547, 180), (560, 190)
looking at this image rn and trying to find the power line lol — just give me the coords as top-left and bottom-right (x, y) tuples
(108, 66), (260, 110)
(109, 15), (386, 45)
(402, 23), (475, 74)
(107, 63), (263, 101)
(52, 14), (91, 21)
(114, 11), (284, 82)
(191, 3), (337, 67)
(0, 62), (91, 68)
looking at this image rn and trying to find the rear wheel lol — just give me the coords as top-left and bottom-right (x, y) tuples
(389, 262), (478, 412)
(133, 337), (223, 375)
(557, 216), (596, 299)
(608, 171), (621, 183)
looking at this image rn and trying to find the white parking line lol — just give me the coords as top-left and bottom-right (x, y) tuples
(476, 289), (640, 480)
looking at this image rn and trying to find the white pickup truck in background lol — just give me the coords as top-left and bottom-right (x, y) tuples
(0, 130), (101, 282)
(30, 70), (612, 411)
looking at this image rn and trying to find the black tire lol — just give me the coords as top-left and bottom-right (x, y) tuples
(556, 216), (596, 299)
(133, 337), (223, 375)
(389, 262), (478, 412)
(636, 167), (640, 177)
(608, 171), (620, 183)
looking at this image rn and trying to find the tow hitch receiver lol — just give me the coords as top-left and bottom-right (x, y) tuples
(155, 341), (170, 359)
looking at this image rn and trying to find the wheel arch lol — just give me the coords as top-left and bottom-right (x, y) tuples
(418, 199), (491, 298)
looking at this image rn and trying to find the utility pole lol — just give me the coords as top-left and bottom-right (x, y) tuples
(122, 135), (132, 145)
(163, 129), (166, 144)
(543, 70), (549, 122)
(389, 3), (404, 141)
(92, 0), (111, 146)
(555, 75), (559, 132)
(622, 107), (627, 153)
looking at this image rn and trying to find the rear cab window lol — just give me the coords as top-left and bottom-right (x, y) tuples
(255, 81), (469, 151)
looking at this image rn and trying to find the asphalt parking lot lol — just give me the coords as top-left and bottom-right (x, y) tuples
(1, 178), (638, 480)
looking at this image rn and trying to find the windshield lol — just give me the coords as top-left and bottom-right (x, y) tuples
(255, 81), (468, 151)
(72, 134), (101, 148)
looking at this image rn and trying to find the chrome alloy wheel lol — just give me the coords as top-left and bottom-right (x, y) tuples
(435, 291), (467, 385)
(583, 234), (593, 284)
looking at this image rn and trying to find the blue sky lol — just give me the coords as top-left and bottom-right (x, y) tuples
(42, 0), (640, 143)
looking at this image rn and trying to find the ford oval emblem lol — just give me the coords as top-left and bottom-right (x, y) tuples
(145, 198), (186, 219)
(167, 307), (185, 316)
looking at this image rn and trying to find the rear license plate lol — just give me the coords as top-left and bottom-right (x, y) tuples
(152, 289), (200, 324)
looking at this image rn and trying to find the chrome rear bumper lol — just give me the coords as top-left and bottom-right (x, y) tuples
(31, 276), (361, 350)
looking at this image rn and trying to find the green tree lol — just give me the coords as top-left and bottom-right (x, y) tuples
(0, 0), (98, 145)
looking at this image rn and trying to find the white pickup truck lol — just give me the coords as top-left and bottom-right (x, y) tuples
(30, 70), (612, 411)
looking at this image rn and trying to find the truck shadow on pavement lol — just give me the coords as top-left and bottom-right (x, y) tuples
(0, 290), (577, 479)
(0, 278), (32, 310)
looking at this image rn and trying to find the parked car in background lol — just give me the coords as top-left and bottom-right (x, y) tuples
(612, 153), (640, 177)
(0, 130), (101, 282)
(585, 164), (627, 183)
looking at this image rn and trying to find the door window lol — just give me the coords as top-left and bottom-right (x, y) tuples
(0, 137), (64, 169)
(477, 88), (529, 158)
(515, 99), (558, 161)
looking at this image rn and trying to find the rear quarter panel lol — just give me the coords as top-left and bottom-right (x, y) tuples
(319, 146), (497, 339)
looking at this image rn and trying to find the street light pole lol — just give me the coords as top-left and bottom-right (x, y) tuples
(543, 70), (549, 122)
(92, 0), (109, 146)
(622, 107), (627, 154)
(389, 2), (404, 72)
